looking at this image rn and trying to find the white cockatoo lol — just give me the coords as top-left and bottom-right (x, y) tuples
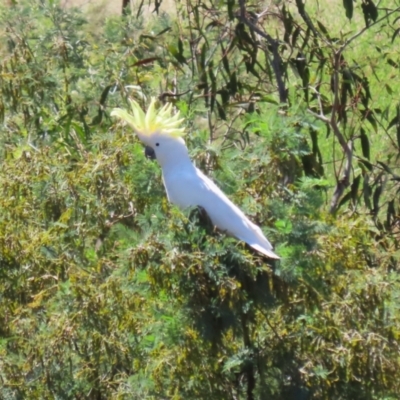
(111, 98), (279, 259)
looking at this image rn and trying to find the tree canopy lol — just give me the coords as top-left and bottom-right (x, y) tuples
(0, 0), (400, 399)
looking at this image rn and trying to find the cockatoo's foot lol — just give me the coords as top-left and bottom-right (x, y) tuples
(188, 206), (215, 234)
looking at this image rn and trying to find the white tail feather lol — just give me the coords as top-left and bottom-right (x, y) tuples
(249, 243), (280, 259)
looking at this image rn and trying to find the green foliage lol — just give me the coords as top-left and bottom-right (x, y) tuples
(0, 1), (400, 399)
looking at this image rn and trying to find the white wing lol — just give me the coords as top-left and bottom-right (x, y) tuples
(162, 165), (279, 259)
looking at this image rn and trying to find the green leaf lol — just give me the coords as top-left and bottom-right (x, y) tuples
(291, 26), (301, 47)
(363, 175), (372, 209)
(316, 20), (330, 38)
(168, 40), (186, 65)
(391, 28), (400, 43)
(275, 219), (293, 234)
(373, 183), (382, 211)
(360, 128), (370, 160)
(227, 0), (235, 20)
(358, 159), (373, 172)
(362, 109), (378, 133)
(365, 0), (378, 22)
(338, 189), (353, 209)
(351, 174), (361, 204)
(377, 161), (394, 175)
(386, 200), (396, 228)
(343, 0), (353, 20)
(361, 0), (378, 27)
(216, 100), (226, 120)
(260, 96), (279, 105)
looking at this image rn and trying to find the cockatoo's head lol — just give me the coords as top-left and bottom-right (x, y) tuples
(111, 98), (189, 168)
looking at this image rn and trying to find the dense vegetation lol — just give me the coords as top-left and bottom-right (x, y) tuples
(0, 0), (400, 398)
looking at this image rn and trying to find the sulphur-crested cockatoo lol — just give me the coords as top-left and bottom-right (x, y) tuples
(111, 98), (279, 259)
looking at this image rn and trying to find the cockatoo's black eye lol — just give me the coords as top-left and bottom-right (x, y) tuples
(155, 143), (160, 146)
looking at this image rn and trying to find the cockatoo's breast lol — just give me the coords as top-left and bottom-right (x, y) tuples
(161, 162), (202, 208)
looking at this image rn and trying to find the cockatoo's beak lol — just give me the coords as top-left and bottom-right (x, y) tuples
(145, 145), (156, 160)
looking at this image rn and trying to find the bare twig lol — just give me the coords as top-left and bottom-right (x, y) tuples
(158, 89), (192, 101)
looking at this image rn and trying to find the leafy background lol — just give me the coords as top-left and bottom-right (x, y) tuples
(0, 0), (400, 399)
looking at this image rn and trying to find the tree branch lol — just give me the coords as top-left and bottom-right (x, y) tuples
(343, 6), (400, 49)
(330, 141), (353, 213)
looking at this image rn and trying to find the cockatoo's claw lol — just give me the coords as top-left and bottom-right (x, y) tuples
(197, 206), (214, 230)
(188, 206), (215, 234)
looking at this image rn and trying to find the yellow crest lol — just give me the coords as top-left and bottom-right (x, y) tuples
(111, 97), (186, 138)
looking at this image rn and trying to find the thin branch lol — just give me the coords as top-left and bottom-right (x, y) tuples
(256, 305), (284, 344)
(330, 52), (341, 126)
(308, 108), (353, 212)
(158, 89), (191, 101)
(237, 0), (288, 103)
(343, 7), (400, 49)
(255, 6), (271, 21)
(307, 78), (353, 214)
(207, 109), (214, 143)
(330, 141), (353, 213)
(308, 86), (326, 118)
(307, 109), (329, 124)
